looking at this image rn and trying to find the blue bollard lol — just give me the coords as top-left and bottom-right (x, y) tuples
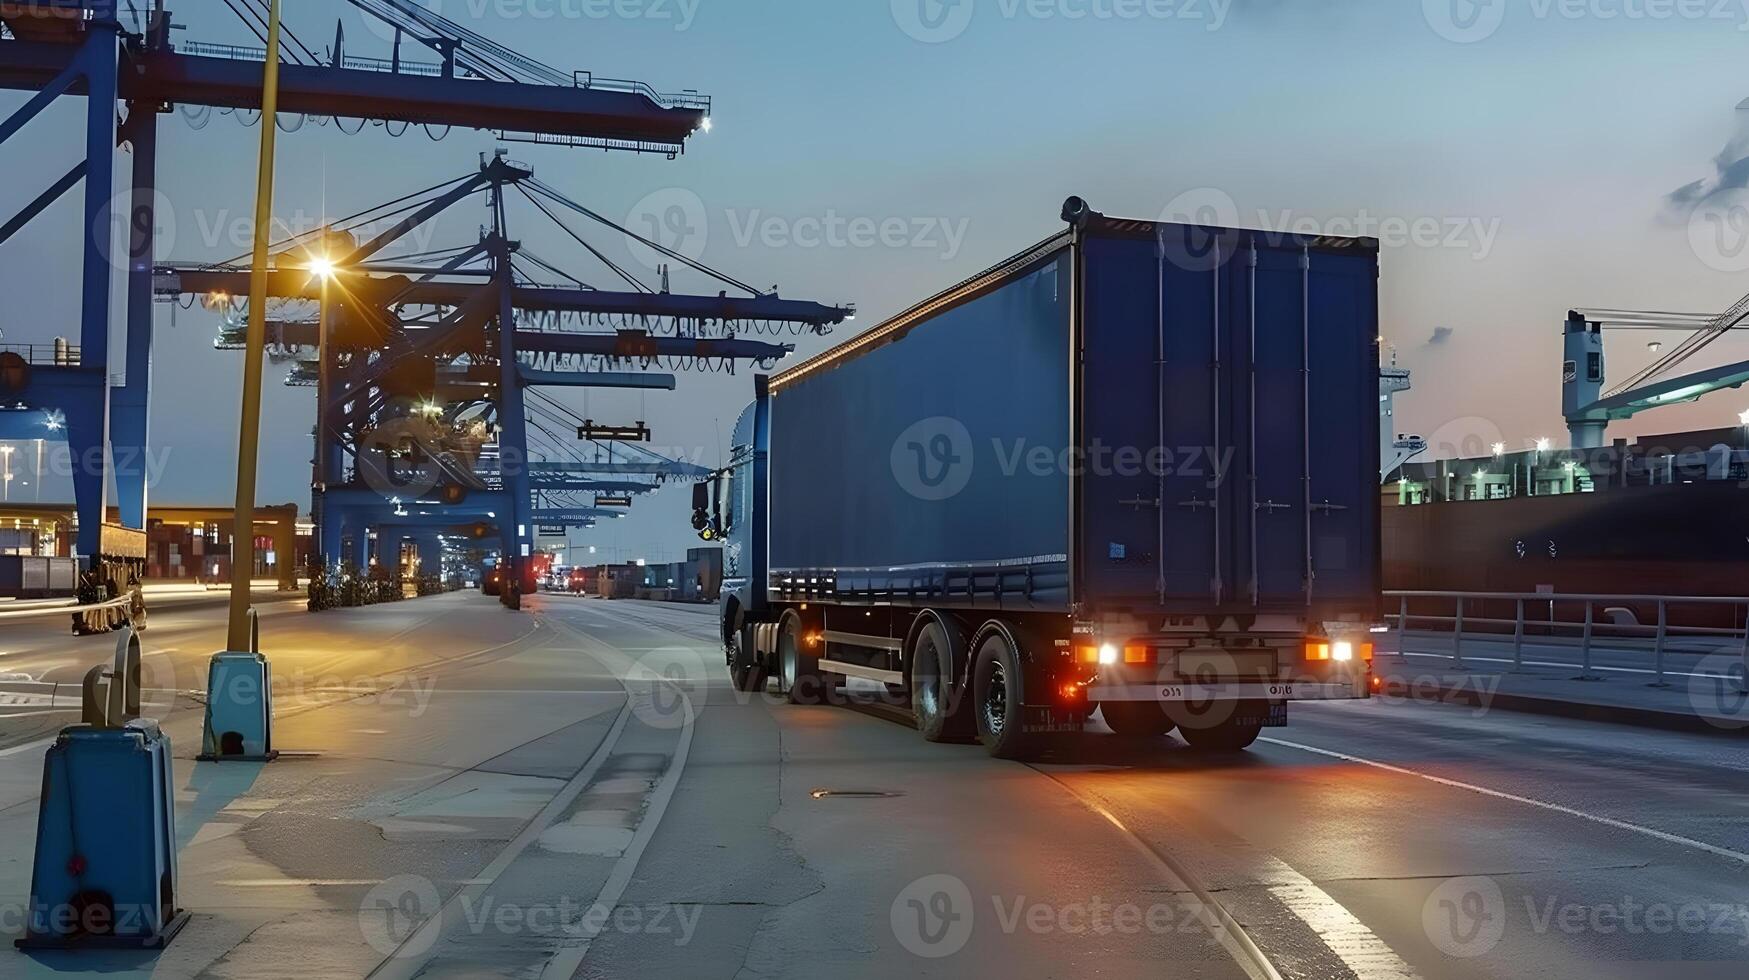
(198, 609), (277, 762)
(17, 629), (189, 949)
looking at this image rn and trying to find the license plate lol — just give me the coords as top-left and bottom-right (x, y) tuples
(1087, 682), (1359, 703)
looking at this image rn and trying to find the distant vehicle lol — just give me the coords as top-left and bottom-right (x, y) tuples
(481, 566), (503, 597)
(694, 199), (1383, 759)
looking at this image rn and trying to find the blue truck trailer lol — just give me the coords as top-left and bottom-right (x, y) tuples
(695, 198), (1382, 758)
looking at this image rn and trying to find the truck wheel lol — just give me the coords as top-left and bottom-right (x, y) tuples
(728, 624), (767, 693)
(1100, 702), (1175, 738)
(971, 626), (1031, 760)
(777, 611), (822, 705)
(1173, 702), (1265, 752)
(910, 618), (969, 742)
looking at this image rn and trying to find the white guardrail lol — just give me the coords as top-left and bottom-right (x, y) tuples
(1387, 590), (1749, 684)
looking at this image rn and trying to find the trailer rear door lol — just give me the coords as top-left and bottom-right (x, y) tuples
(1079, 225), (1379, 614)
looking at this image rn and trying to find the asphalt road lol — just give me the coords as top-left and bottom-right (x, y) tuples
(0, 593), (1745, 978)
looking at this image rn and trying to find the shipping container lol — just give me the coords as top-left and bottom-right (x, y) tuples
(701, 200), (1384, 758)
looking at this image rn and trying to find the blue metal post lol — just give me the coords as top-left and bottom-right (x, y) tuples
(80, 25), (118, 358)
(494, 250), (532, 598)
(113, 105), (158, 531)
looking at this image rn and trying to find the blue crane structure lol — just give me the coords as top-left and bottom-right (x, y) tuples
(1562, 300), (1749, 448)
(154, 153), (851, 598)
(0, 1), (843, 613)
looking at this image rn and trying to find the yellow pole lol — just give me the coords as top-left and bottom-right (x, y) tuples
(228, 0), (282, 652)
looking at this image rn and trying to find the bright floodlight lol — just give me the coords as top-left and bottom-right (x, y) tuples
(699, 116), (713, 133)
(308, 256), (336, 280)
(1491, 442), (1505, 457)
(1536, 438), (1551, 452)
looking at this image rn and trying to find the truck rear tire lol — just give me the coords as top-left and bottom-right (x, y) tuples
(728, 624), (767, 693)
(910, 618), (969, 742)
(971, 625), (1032, 760)
(1172, 701), (1265, 752)
(1099, 702), (1176, 738)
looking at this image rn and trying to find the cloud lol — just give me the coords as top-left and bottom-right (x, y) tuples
(1427, 326), (1455, 346)
(1665, 106), (1749, 210)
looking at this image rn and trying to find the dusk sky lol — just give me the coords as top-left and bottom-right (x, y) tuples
(5, 0), (1749, 561)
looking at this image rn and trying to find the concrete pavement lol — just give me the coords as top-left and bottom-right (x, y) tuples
(0, 594), (1745, 977)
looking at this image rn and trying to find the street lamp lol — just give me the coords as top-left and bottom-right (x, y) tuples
(1739, 409), (1749, 427)
(0, 445), (11, 502)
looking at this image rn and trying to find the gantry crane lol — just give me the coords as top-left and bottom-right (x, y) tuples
(154, 154), (852, 596)
(0, 0), (711, 621)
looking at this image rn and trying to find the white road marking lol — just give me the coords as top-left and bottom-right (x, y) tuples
(1041, 777), (1283, 980)
(536, 616), (700, 978)
(538, 689), (695, 977)
(1260, 857), (1418, 980)
(365, 698), (634, 980)
(1263, 736), (1749, 865)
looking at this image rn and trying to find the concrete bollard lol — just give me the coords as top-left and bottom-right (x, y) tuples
(197, 609), (278, 762)
(16, 628), (189, 950)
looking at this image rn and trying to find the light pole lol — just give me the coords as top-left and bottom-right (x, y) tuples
(1, 445), (12, 502)
(227, 0), (283, 652)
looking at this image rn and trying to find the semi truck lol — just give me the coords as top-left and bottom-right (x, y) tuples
(694, 198), (1383, 759)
